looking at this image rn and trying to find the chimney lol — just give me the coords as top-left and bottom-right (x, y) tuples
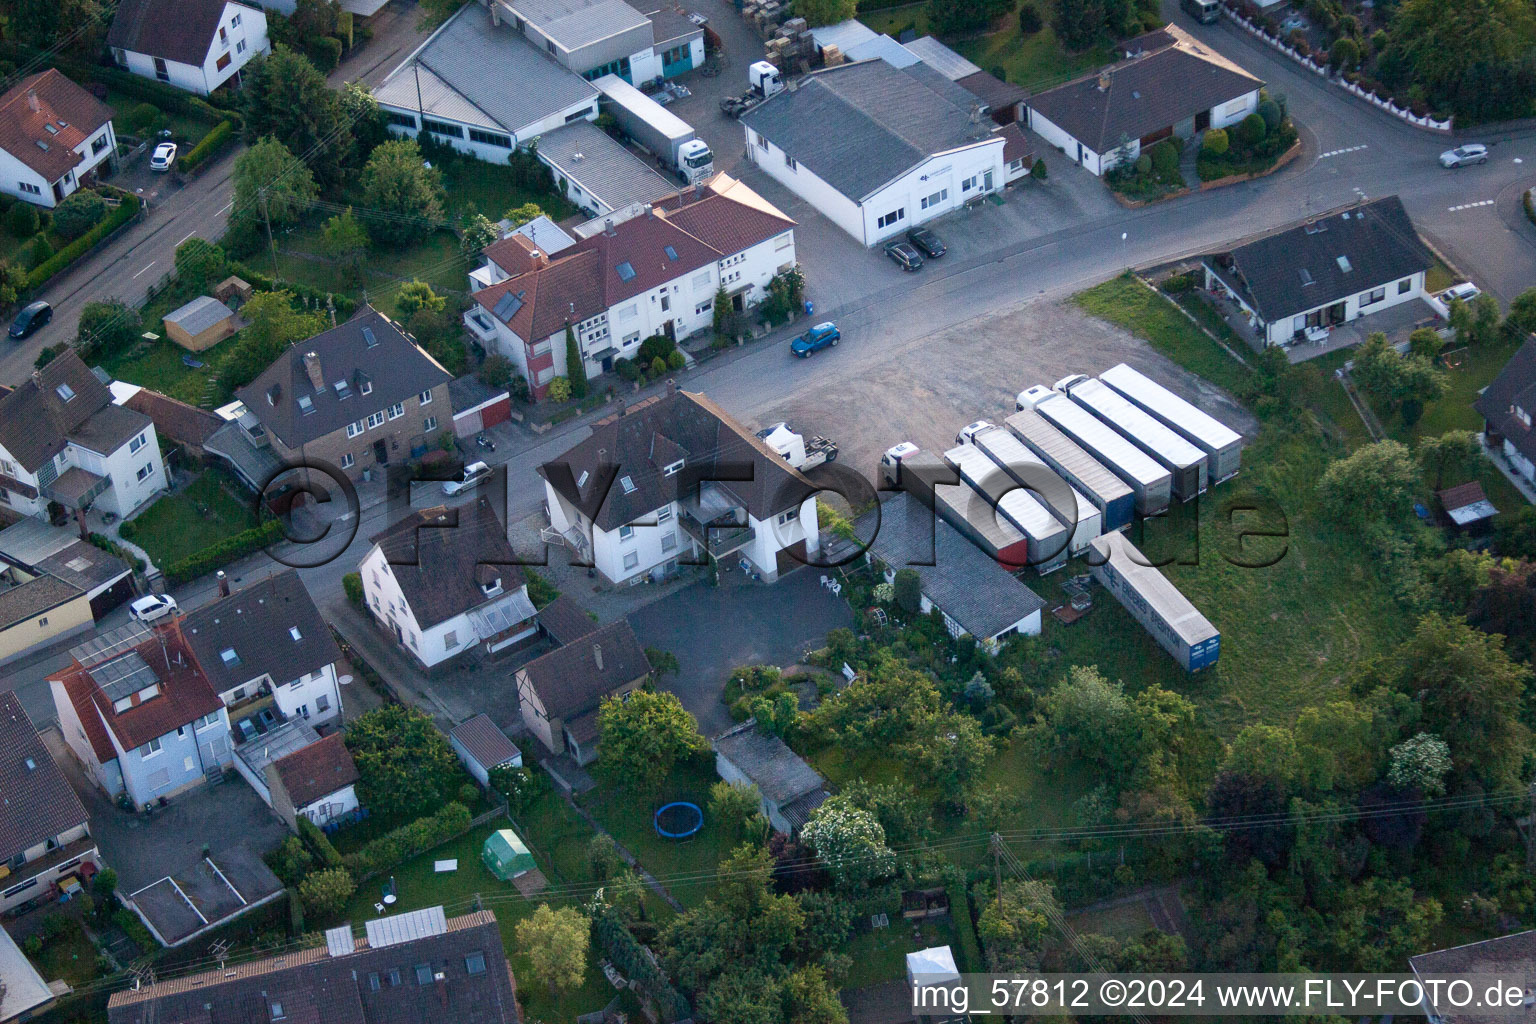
(1097, 72), (1111, 91)
(593, 643), (603, 671)
(217, 571), (229, 598)
(30, 369), (41, 388)
(26, 89), (38, 112)
(666, 379), (676, 396)
(603, 218), (616, 237)
(302, 351), (324, 391)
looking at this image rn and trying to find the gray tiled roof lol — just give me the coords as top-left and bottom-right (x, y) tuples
(236, 306), (451, 450)
(536, 594), (599, 644)
(742, 58), (999, 200)
(534, 120), (679, 211)
(855, 490), (1045, 641)
(65, 402), (151, 457)
(375, 3), (596, 137)
(712, 719), (825, 808)
(0, 517), (130, 593)
(1205, 196), (1431, 323)
(0, 690), (89, 863)
(164, 294), (236, 335)
(451, 714), (521, 771)
(0, 572), (83, 630)
(0, 349), (114, 473)
(1410, 931), (1536, 1024)
(369, 498), (527, 630)
(1026, 24), (1261, 153)
(107, 0), (235, 65)
(1477, 338), (1536, 467)
(182, 570), (341, 694)
(517, 619), (649, 720)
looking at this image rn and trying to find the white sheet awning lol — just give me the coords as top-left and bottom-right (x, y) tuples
(466, 589), (537, 638)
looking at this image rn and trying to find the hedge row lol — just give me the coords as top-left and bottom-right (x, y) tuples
(163, 519), (285, 584)
(947, 877), (984, 973)
(228, 260), (358, 320)
(343, 802), (472, 881)
(177, 120), (235, 175)
(298, 817), (346, 871)
(26, 194), (141, 290)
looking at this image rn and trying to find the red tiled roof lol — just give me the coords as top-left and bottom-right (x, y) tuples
(483, 233), (549, 277)
(272, 733), (358, 808)
(0, 70), (113, 183)
(994, 121), (1030, 164)
(123, 388), (223, 447)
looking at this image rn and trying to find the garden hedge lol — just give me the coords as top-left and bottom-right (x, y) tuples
(343, 802), (472, 881)
(228, 260), (357, 320)
(162, 519), (286, 584)
(177, 120), (235, 175)
(26, 194), (141, 290)
(0, 45), (239, 123)
(298, 817), (346, 871)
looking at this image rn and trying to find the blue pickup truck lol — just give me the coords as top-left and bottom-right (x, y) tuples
(790, 321), (840, 358)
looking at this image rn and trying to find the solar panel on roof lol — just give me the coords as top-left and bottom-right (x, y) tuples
(616, 261), (637, 281)
(365, 906), (447, 949)
(492, 291), (524, 321)
(71, 621), (153, 668)
(87, 651), (160, 702)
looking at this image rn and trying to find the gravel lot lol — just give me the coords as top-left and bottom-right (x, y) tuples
(752, 295), (1260, 483)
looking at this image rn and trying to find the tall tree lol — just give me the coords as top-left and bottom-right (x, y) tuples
(800, 797), (896, 889)
(1315, 440), (1421, 532)
(564, 322), (588, 398)
(515, 904), (589, 996)
(219, 290), (329, 394)
(321, 208), (369, 284)
(1054, 0), (1107, 51)
(977, 879), (1062, 971)
(795, 0), (856, 27)
(230, 137), (320, 241)
(595, 687), (706, 795)
(358, 139), (446, 244)
(239, 47), (355, 186)
(1415, 430), (1480, 489)
(343, 704), (464, 821)
(9, 0), (108, 53)
(1379, 0), (1536, 118)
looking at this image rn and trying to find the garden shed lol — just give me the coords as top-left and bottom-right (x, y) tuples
(482, 828), (536, 881)
(163, 295), (238, 352)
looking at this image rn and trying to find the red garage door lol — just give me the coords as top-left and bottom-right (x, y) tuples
(479, 396), (511, 429)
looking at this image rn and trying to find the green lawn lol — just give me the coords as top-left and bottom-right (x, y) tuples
(122, 469), (259, 567)
(1065, 898), (1156, 940)
(439, 160), (579, 223)
(271, 223), (469, 319)
(843, 918), (960, 989)
(577, 759), (734, 908)
(102, 333), (240, 406)
(1076, 276), (1255, 397)
(104, 87), (217, 148)
(26, 916), (100, 987)
(1367, 336), (1522, 446)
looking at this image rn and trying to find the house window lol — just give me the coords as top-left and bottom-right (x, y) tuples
(347, 420), (364, 438)
(1364, 287), (1386, 305)
(236, 39), (245, 53)
(154, 57), (168, 81)
(232, 12), (241, 25)
(216, 52), (232, 71)
(618, 525), (635, 541)
(387, 111), (418, 129)
(367, 411), (386, 429)
(220, 26), (228, 43)
(468, 128), (513, 148)
(876, 208), (904, 229)
(289, 626), (303, 642)
(756, 132), (768, 151)
(465, 953), (486, 975)
(136, 463), (154, 482)
(369, 973), (380, 991)
(141, 737), (162, 757)
(316, 694), (330, 713)
(91, 133), (109, 155)
(1398, 278), (1412, 294)
(177, 725), (188, 738)
(623, 551), (639, 571)
(129, 433), (146, 453)
(444, 631), (459, 649)
(423, 416), (438, 431)
(419, 389), (433, 405)
(778, 508), (800, 524)
(920, 189), (947, 210)
(340, 453), (354, 469)
(784, 153), (797, 171)
(661, 532), (676, 552)
(387, 402), (405, 419)
(19, 183), (40, 195)
(775, 232), (792, 250)
(220, 647), (240, 666)
(657, 507), (673, 523)
(360, 381), (372, 395)
(962, 175), (978, 191)
(56, 383), (75, 401)
(388, 969), (402, 987)
(415, 964), (433, 985)
(421, 118), (464, 139)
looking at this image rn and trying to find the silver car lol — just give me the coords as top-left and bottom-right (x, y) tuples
(1439, 144), (1488, 168)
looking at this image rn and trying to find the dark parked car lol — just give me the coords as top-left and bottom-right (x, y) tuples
(9, 301), (51, 340)
(906, 226), (946, 258)
(791, 321), (841, 357)
(884, 241), (924, 271)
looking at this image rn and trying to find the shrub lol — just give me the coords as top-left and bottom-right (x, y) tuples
(298, 816), (346, 870)
(665, 349), (685, 370)
(1150, 139), (1180, 175)
(1133, 154), (1153, 175)
(1030, 158), (1047, 181)
(128, 101), (161, 135)
(457, 781), (479, 806)
(1370, 28), (1387, 53)
(615, 357), (641, 381)
(268, 836), (314, 885)
(308, 36), (343, 73)
(177, 120), (235, 175)
(163, 519), (286, 584)
(1202, 127), (1229, 155)
(76, 300), (143, 360)
(636, 333), (677, 366)
(1018, 3), (1042, 33)
(53, 190), (107, 241)
(28, 234), (53, 269)
(28, 195), (142, 290)
(1236, 112), (1267, 148)
(546, 376), (572, 402)
(893, 567), (921, 613)
(1330, 36), (1360, 69)
(343, 571), (365, 610)
(7, 201), (38, 237)
(298, 867), (355, 918)
(479, 353), (513, 389)
(343, 802), (472, 879)
(1161, 273), (1193, 293)
(1257, 99), (1283, 133)
(648, 356), (666, 378)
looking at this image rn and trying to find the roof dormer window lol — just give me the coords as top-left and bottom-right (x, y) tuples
(56, 383), (75, 401)
(220, 647), (241, 667)
(297, 395), (314, 414)
(481, 578), (502, 596)
(663, 459), (685, 476)
(289, 626), (303, 641)
(334, 379), (352, 399)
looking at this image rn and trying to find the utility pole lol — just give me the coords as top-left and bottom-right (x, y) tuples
(1525, 779), (1536, 871)
(991, 833), (1004, 918)
(260, 187), (279, 284)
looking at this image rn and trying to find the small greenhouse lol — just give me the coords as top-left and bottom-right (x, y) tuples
(482, 828), (535, 881)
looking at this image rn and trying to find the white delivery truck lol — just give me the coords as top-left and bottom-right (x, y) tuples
(756, 422), (838, 471)
(593, 75), (714, 183)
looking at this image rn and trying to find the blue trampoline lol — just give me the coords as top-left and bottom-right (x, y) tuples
(653, 801), (703, 840)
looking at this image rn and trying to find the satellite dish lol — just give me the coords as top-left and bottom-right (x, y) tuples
(339, 674), (354, 686)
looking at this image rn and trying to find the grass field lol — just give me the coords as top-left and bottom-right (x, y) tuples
(26, 916), (100, 987)
(439, 161), (579, 223)
(124, 469), (259, 567)
(103, 332), (239, 406)
(270, 223), (468, 320)
(843, 918), (960, 989)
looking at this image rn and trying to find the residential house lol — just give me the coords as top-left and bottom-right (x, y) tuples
(0, 70), (116, 208)
(516, 619), (650, 765)
(0, 350), (166, 520)
(539, 385), (821, 584)
(712, 718), (829, 833)
(1026, 25), (1262, 176)
(450, 713), (523, 787)
(535, 593), (599, 644)
(0, 566), (93, 663)
(49, 620), (235, 808)
(374, 4), (599, 164)
(162, 294), (238, 351)
(833, 491), (1046, 651)
(533, 119), (679, 219)
(219, 306), (453, 484)
(1202, 195), (1433, 348)
(1477, 336), (1536, 490)
(181, 570), (344, 731)
(0, 925), (55, 1023)
(493, 0), (703, 83)
(359, 497), (539, 669)
(268, 732), (360, 829)
(108, 906), (521, 1023)
(112, 381), (226, 459)
(121, 845), (284, 947)
(0, 515), (135, 620)
(741, 58), (1005, 245)
(466, 172), (796, 399)
(0, 690), (97, 915)
(108, 0), (269, 97)
(1409, 930), (1536, 1024)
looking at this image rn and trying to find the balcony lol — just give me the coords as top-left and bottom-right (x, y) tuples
(463, 309), (499, 343)
(679, 510), (756, 558)
(42, 467), (111, 510)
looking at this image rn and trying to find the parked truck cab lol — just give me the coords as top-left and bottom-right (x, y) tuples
(679, 139), (714, 182)
(1016, 385), (1057, 411)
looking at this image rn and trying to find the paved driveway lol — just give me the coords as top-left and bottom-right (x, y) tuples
(626, 570), (852, 737)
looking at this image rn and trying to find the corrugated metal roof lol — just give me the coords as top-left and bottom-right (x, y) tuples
(534, 120), (678, 211)
(1090, 531), (1217, 647)
(845, 34), (921, 67)
(1099, 362), (1242, 451)
(1033, 392), (1169, 487)
(809, 18), (879, 53)
(164, 295), (235, 336)
(902, 36), (981, 80)
(1065, 378), (1206, 472)
(499, 0), (648, 50)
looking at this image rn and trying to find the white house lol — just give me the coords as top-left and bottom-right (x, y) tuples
(740, 58), (1005, 246)
(181, 570), (344, 732)
(450, 713), (523, 787)
(359, 496), (539, 669)
(50, 620), (235, 809)
(0, 69), (116, 208)
(373, 3), (599, 165)
(0, 351), (166, 522)
(233, 722), (359, 829)
(1202, 195), (1433, 348)
(491, 0), (703, 84)
(1477, 337), (1536, 491)
(538, 384), (822, 585)
(108, 0), (269, 97)
(466, 172), (796, 401)
(1025, 25), (1262, 176)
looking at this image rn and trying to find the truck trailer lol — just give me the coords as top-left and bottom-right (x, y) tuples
(932, 482), (1033, 571)
(1003, 409), (1134, 532)
(944, 442), (1070, 574)
(593, 75), (713, 183)
(1098, 363), (1243, 483)
(958, 423), (1103, 556)
(1017, 386), (1172, 517)
(1057, 376), (1208, 502)
(1089, 531), (1220, 671)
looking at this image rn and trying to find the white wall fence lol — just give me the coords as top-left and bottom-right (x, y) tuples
(1222, 6), (1453, 133)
